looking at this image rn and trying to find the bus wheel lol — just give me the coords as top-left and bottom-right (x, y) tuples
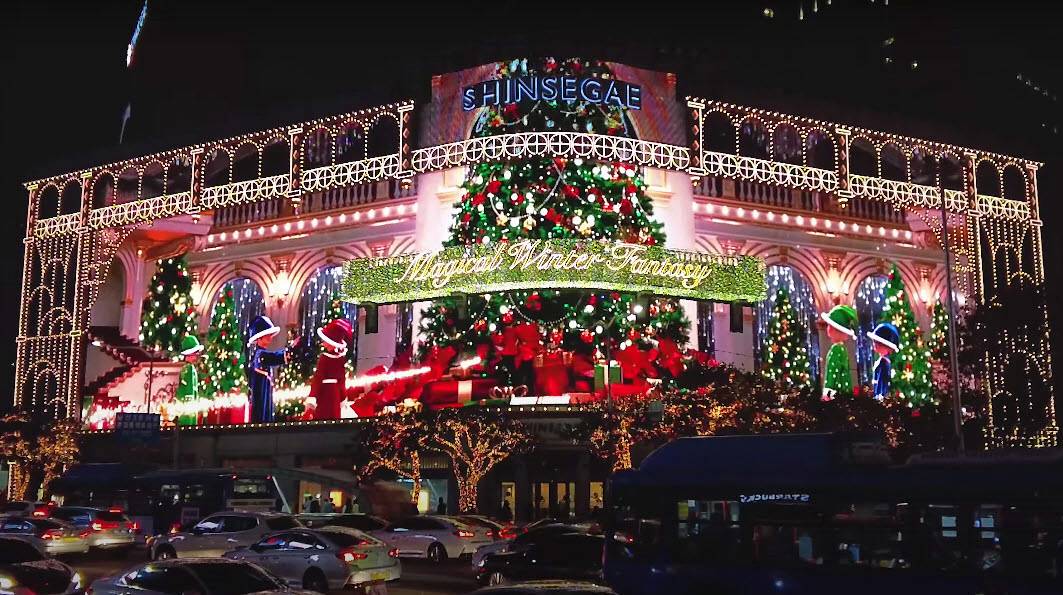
(302, 569), (328, 593)
(154, 546), (176, 560)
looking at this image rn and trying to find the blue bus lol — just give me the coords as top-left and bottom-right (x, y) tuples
(604, 434), (1063, 595)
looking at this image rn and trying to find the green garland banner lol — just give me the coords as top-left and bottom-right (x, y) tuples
(342, 239), (766, 305)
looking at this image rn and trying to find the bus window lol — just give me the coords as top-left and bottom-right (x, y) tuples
(673, 500), (743, 564)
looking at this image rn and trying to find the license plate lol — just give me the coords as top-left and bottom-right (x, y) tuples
(370, 572), (387, 582)
(62, 537), (79, 543)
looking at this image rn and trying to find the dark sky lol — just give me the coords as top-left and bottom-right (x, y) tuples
(3, 0), (1061, 406)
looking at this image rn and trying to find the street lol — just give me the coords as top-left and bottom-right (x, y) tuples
(70, 548), (476, 595)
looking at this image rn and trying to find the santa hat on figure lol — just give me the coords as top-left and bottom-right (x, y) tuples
(317, 318), (353, 356)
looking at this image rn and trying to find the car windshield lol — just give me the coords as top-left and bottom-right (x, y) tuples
(0, 539), (44, 563)
(186, 562), (281, 595)
(320, 530), (371, 547)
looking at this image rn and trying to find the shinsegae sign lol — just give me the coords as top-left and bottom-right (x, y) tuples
(462, 75), (642, 111)
(342, 239), (766, 305)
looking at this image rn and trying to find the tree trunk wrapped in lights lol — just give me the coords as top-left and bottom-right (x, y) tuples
(759, 287), (813, 390)
(418, 58), (688, 383)
(139, 255), (199, 356)
(879, 265), (934, 407)
(354, 410), (429, 504)
(0, 415), (79, 500)
(426, 408), (532, 513)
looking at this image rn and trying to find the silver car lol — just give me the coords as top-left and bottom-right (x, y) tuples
(49, 507), (137, 554)
(224, 526), (401, 592)
(89, 558), (313, 595)
(150, 511), (301, 559)
(0, 517), (90, 556)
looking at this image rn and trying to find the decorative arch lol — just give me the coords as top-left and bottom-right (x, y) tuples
(203, 148), (231, 188)
(37, 183), (61, 220)
(854, 274), (889, 385)
(335, 122), (367, 164)
(1001, 164), (1027, 201)
(93, 172), (116, 208)
(940, 153), (963, 190)
(232, 142), (260, 183)
(755, 264), (822, 381)
(704, 110), (735, 154)
(296, 265), (356, 352)
(261, 137), (289, 177)
(976, 159), (1001, 196)
(910, 147), (937, 186)
(771, 122), (802, 165)
(879, 143), (907, 181)
(209, 277), (266, 346)
(60, 179), (82, 216)
(849, 136), (876, 176)
(737, 116), (769, 159)
(142, 161), (166, 199)
(303, 127), (332, 169)
(367, 115), (399, 158)
(117, 166), (140, 203)
(805, 129), (835, 170)
(166, 156), (193, 194)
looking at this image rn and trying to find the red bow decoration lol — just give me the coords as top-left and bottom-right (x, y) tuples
(425, 345), (457, 381)
(615, 344), (659, 386)
(655, 338), (685, 377)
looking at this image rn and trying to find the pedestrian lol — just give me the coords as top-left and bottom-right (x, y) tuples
(342, 498), (354, 513)
(309, 497), (321, 513)
(436, 497), (446, 515)
(302, 495), (314, 513)
(322, 498), (335, 513)
(559, 494), (571, 519)
(499, 500), (513, 523)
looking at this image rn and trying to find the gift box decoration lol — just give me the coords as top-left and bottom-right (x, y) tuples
(533, 350), (572, 395)
(594, 361), (622, 392)
(421, 378), (498, 408)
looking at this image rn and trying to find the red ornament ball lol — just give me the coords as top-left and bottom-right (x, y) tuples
(580, 330), (594, 344)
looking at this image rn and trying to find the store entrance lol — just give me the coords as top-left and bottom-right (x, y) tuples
(532, 481), (576, 521)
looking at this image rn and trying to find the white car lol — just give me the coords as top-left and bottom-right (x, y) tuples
(50, 507), (138, 554)
(150, 511), (301, 559)
(89, 558), (312, 595)
(0, 517), (90, 557)
(371, 515), (492, 562)
(224, 526), (400, 592)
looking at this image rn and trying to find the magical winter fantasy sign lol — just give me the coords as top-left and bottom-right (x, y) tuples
(342, 240), (765, 305)
(462, 76), (642, 111)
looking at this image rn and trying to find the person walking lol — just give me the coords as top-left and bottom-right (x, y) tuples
(499, 500), (513, 523)
(309, 497), (321, 513)
(436, 497), (446, 515)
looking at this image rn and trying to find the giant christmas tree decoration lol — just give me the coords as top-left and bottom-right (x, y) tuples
(139, 256), (198, 356)
(760, 288), (812, 390)
(928, 299), (949, 362)
(200, 287), (247, 399)
(879, 265), (934, 407)
(419, 58), (688, 373)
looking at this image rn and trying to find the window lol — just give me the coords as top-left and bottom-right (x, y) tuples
(193, 516), (224, 533)
(264, 516), (300, 531)
(0, 539), (43, 563)
(96, 510), (128, 523)
(125, 566), (202, 595)
(394, 517), (443, 531)
(674, 500), (742, 564)
(320, 530), (371, 548)
(52, 509), (92, 526)
(233, 479), (272, 500)
(220, 516), (259, 533)
(0, 520), (31, 533)
(186, 562), (281, 595)
(286, 532), (323, 550)
(330, 515), (386, 531)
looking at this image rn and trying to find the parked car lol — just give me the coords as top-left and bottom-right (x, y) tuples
(294, 513), (388, 532)
(1, 502), (52, 518)
(49, 507), (137, 555)
(473, 524), (597, 569)
(477, 533), (605, 586)
(455, 515), (506, 540)
(88, 558), (312, 595)
(468, 581), (617, 595)
(371, 515), (492, 563)
(0, 535), (82, 595)
(224, 526), (400, 592)
(0, 517), (90, 557)
(150, 511), (301, 559)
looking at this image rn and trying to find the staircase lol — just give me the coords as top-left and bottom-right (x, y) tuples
(84, 326), (170, 400)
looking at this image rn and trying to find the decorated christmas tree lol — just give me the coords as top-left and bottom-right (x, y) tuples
(419, 57), (689, 375)
(879, 265), (934, 407)
(928, 299), (949, 362)
(759, 287), (812, 389)
(200, 287), (247, 399)
(139, 255), (198, 356)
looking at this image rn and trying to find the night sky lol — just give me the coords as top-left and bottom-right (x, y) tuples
(3, 1), (1061, 408)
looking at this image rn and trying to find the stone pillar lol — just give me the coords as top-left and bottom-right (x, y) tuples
(575, 450), (590, 518)
(189, 148), (204, 223)
(686, 98), (706, 177)
(287, 127), (304, 215)
(835, 127), (852, 208)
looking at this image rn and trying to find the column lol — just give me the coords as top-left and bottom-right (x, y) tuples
(513, 455), (529, 522)
(287, 127), (304, 215)
(189, 148), (204, 223)
(686, 98), (706, 177)
(575, 450), (590, 518)
(835, 127), (852, 208)
(397, 104), (414, 184)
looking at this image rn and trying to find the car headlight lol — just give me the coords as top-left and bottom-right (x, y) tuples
(1, 575), (17, 595)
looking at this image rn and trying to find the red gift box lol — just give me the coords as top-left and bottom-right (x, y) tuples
(533, 350), (571, 395)
(422, 378), (498, 408)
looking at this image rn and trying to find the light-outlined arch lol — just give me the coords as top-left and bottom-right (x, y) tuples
(704, 110), (736, 154)
(261, 137), (289, 177)
(771, 122), (802, 165)
(203, 148), (232, 188)
(60, 179), (82, 216)
(37, 183), (61, 220)
(92, 172), (116, 208)
(849, 136), (876, 176)
(879, 143), (908, 182)
(367, 114), (400, 158)
(805, 128), (835, 170)
(737, 115), (769, 159)
(303, 126), (332, 169)
(117, 166), (141, 203)
(142, 161), (166, 200)
(1001, 163), (1027, 201)
(166, 155), (193, 195)
(232, 142), (261, 183)
(976, 159), (1001, 196)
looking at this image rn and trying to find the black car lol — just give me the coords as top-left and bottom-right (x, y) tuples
(0, 536), (82, 595)
(478, 533), (605, 586)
